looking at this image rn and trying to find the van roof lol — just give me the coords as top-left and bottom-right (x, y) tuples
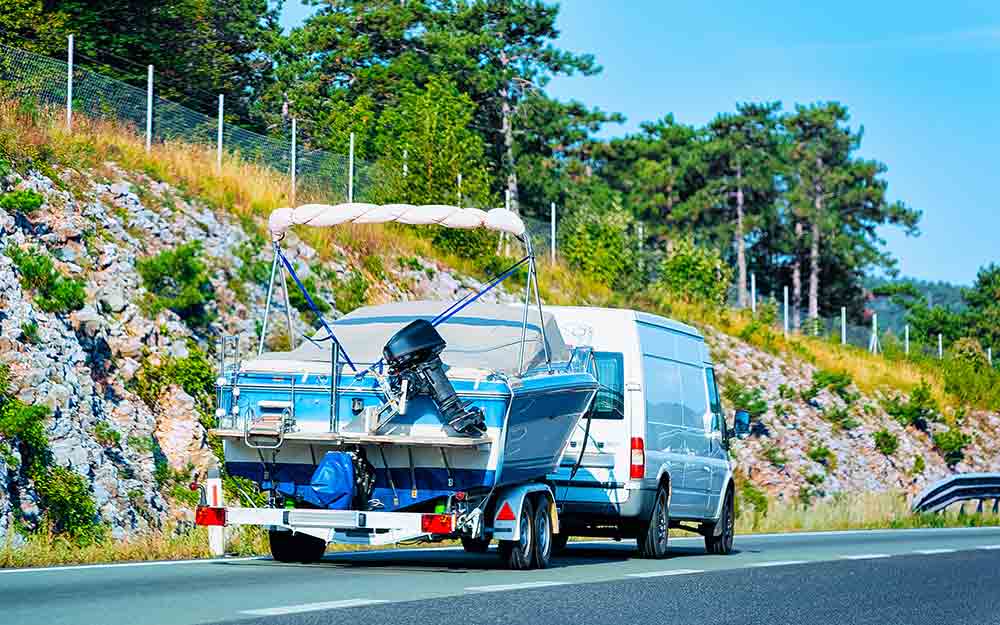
(544, 305), (703, 340)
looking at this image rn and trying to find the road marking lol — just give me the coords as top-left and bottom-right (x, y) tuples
(628, 568), (703, 578)
(840, 553), (892, 560)
(241, 599), (389, 616)
(977, 545), (1000, 550)
(466, 581), (568, 593)
(0, 556), (263, 575)
(913, 549), (956, 555)
(749, 560), (808, 567)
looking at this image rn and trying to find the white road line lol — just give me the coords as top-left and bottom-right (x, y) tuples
(0, 556), (263, 575)
(977, 545), (1000, 550)
(241, 599), (388, 616)
(913, 549), (956, 555)
(749, 560), (808, 568)
(466, 581), (568, 593)
(840, 553), (892, 560)
(627, 568), (703, 578)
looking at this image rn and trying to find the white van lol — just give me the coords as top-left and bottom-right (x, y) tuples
(545, 306), (745, 558)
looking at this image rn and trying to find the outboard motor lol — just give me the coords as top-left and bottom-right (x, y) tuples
(383, 319), (486, 435)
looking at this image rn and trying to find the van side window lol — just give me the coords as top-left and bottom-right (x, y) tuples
(642, 355), (684, 451)
(590, 351), (625, 420)
(706, 368), (722, 431)
(679, 363), (709, 430)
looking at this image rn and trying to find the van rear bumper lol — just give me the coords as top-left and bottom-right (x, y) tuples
(556, 486), (657, 524)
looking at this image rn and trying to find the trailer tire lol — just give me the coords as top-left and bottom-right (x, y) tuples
(705, 487), (735, 555)
(461, 536), (491, 554)
(498, 498), (534, 570)
(268, 530), (327, 564)
(531, 497), (553, 569)
(636, 485), (670, 559)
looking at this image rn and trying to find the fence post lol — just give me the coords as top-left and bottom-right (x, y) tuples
(868, 312), (879, 354)
(403, 149), (408, 178)
(989, 347), (993, 367)
(840, 306), (846, 345)
(290, 117), (297, 206)
(905, 324), (910, 355)
(348, 131), (355, 203)
(637, 222), (644, 273)
(783, 286), (789, 336)
(938, 333), (943, 359)
(750, 273), (756, 314)
(66, 34), (73, 130)
(145, 65), (153, 152)
(216, 94), (223, 169)
(457, 172), (462, 206)
(550, 202), (556, 264)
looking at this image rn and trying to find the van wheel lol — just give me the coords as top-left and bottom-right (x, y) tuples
(461, 536), (491, 554)
(268, 530), (327, 563)
(532, 497), (553, 569)
(636, 486), (670, 559)
(552, 532), (570, 553)
(705, 488), (735, 555)
(498, 498), (534, 570)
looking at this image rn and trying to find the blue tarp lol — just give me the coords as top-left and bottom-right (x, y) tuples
(275, 452), (354, 510)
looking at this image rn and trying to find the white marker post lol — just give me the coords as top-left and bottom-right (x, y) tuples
(216, 94), (224, 169)
(145, 65), (153, 152)
(750, 273), (757, 314)
(457, 173), (462, 206)
(66, 35), (73, 130)
(905, 324), (910, 355)
(938, 333), (943, 359)
(869, 313), (880, 354)
(550, 202), (556, 264)
(783, 286), (789, 337)
(841, 306), (846, 345)
(403, 149), (408, 177)
(637, 222), (644, 273)
(348, 132), (355, 203)
(290, 118), (297, 206)
(989, 347), (993, 367)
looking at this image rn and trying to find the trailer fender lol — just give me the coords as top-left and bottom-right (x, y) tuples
(491, 484), (557, 543)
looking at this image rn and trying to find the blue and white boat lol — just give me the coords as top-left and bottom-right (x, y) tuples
(211, 203), (598, 520)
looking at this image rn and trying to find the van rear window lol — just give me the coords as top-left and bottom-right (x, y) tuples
(591, 351), (625, 420)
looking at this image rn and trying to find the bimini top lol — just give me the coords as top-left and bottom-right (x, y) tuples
(256, 300), (569, 374)
(268, 203), (526, 238)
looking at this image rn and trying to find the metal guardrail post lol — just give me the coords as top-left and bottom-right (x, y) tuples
(912, 473), (1000, 513)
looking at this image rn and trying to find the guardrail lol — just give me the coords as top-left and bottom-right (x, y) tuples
(912, 473), (1000, 514)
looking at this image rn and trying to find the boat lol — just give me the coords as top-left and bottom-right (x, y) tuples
(211, 203), (599, 514)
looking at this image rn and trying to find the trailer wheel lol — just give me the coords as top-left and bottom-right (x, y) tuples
(498, 498), (534, 570)
(532, 497), (553, 569)
(461, 536), (491, 554)
(705, 487), (735, 555)
(268, 530), (327, 564)
(636, 485), (670, 559)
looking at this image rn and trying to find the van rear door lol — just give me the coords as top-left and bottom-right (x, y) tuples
(551, 350), (630, 504)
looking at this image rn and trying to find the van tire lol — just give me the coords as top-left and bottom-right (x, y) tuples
(461, 537), (491, 554)
(705, 488), (735, 555)
(636, 486), (670, 559)
(268, 530), (327, 563)
(498, 498), (535, 570)
(532, 497), (553, 569)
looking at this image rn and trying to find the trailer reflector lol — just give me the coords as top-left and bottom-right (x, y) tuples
(195, 506), (226, 527)
(496, 501), (516, 521)
(420, 514), (454, 534)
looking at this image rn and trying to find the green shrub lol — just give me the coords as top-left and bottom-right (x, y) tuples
(362, 255), (386, 281)
(737, 479), (769, 529)
(883, 380), (939, 431)
(0, 189), (44, 213)
(933, 428), (971, 466)
(131, 348), (216, 418)
(807, 443), (837, 471)
(136, 242), (214, 329)
(233, 241), (271, 285)
(93, 421), (121, 448)
(5, 245), (86, 313)
(20, 320), (39, 344)
(778, 384), (795, 400)
(656, 236), (732, 306)
(911, 455), (925, 475)
(127, 435), (154, 454)
(873, 429), (899, 456)
(286, 275), (332, 323)
(941, 357), (1000, 411)
(432, 227), (498, 262)
(722, 380), (767, 419)
(34, 465), (103, 544)
(821, 405), (860, 430)
(169, 482), (201, 508)
(560, 208), (637, 289)
(333, 270), (368, 314)
(810, 369), (857, 403)
(761, 443), (787, 467)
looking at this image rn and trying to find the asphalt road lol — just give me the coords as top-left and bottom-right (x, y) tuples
(2, 527), (999, 625)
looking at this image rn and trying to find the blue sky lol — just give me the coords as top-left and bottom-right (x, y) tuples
(281, 1), (999, 285)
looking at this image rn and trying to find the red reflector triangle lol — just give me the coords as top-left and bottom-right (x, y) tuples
(496, 501), (516, 521)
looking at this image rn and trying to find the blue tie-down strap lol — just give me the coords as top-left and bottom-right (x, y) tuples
(274, 451), (355, 510)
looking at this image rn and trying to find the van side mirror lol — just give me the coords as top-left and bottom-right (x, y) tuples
(732, 409), (751, 439)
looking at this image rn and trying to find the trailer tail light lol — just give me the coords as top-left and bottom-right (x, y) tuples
(630, 437), (645, 480)
(195, 506), (226, 527)
(421, 514), (454, 534)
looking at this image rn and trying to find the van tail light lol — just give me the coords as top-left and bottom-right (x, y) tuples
(195, 506), (226, 527)
(630, 437), (645, 479)
(421, 514), (454, 534)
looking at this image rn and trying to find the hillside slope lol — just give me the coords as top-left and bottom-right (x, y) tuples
(0, 118), (998, 548)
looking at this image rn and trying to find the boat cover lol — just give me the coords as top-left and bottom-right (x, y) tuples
(256, 300), (570, 373)
(274, 451), (354, 509)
